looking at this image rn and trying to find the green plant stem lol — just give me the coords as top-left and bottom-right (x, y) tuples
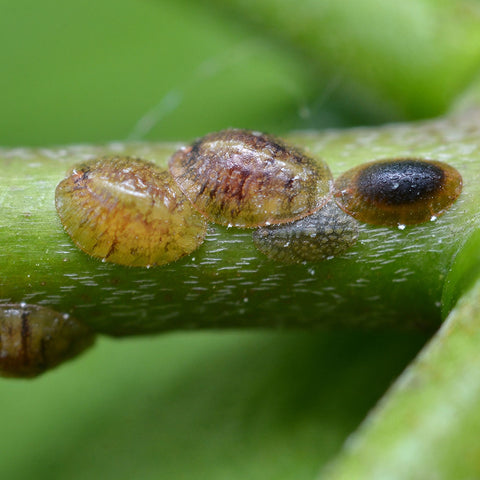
(319, 274), (480, 480)
(1, 109), (480, 336)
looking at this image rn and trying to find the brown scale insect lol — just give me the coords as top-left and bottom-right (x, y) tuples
(0, 304), (95, 378)
(253, 201), (359, 263)
(334, 158), (463, 227)
(55, 156), (208, 267)
(168, 129), (333, 228)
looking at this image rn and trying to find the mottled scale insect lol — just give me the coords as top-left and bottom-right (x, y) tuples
(334, 158), (463, 227)
(0, 304), (95, 378)
(168, 129), (333, 228)
(253, 201), (359, 263)
(55, 156), (208, 267)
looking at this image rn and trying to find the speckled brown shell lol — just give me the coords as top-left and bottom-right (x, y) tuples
(55, 156), (208, 267)
(169, 129), (333, 228)
(0, 304), (95, 378)
(334, 158), (463, 226)
(253, 201), (359, 263)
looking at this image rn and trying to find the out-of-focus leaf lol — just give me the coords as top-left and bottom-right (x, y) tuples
(203, 0), (480, 120)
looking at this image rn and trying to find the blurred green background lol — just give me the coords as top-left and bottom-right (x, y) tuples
(1, 0), (480, 478)
(4, 0), (480, 148)
(0, 0), (326, 146)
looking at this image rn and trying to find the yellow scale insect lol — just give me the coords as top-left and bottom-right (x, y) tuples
(0, 304), (95, 378)
(55, 156), (208, 267)
(55, 131), (463, 266)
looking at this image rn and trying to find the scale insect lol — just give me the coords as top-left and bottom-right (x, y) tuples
(0, 304), (95, 378)
(333, 158), (463, 227)
(55, 156), (208, 267)
(253, 200), (359, 263)
(168, 129), (333, 228)
(55, 134), (463, 267)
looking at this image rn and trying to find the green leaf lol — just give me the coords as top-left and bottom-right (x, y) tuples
(204, 0), (480, 120)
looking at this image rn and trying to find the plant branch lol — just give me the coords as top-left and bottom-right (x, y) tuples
(319, 273), (480, 479)
(1, 110), (479, 336)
